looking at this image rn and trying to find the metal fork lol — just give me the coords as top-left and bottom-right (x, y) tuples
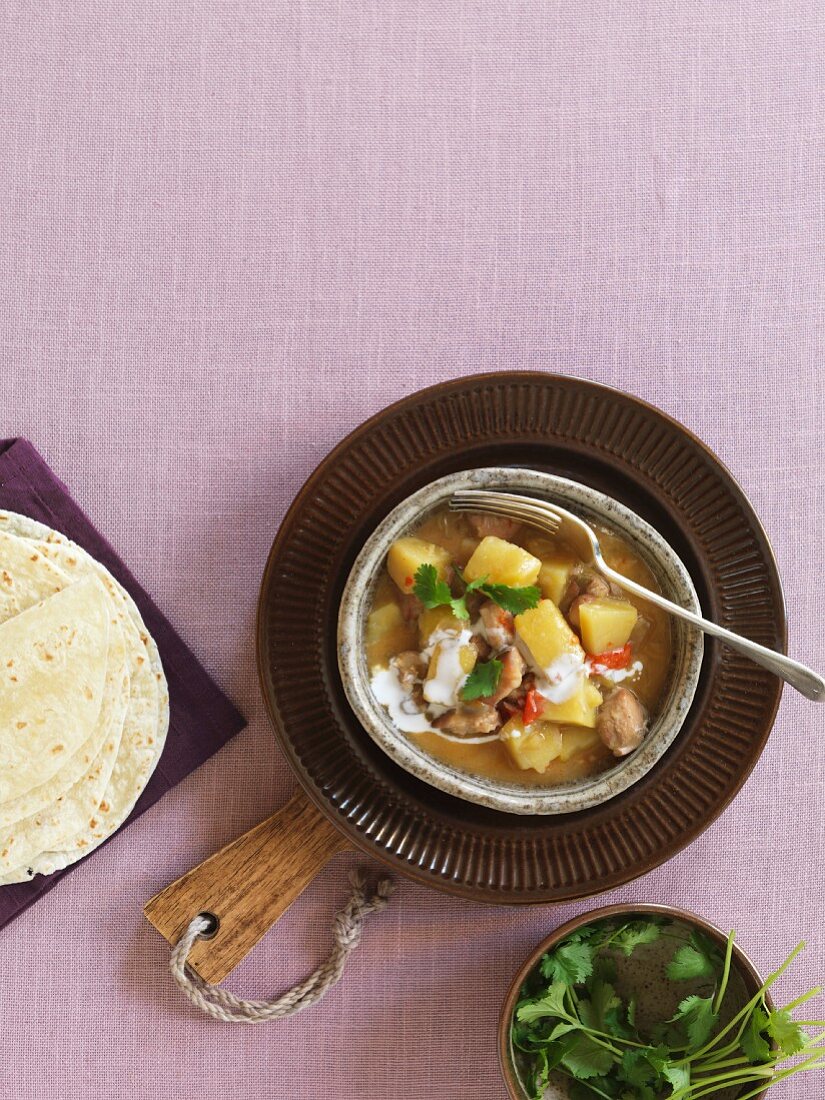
(450, 488), (825, 701)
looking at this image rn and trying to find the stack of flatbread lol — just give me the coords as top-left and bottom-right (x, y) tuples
(0, 511), (169, 884)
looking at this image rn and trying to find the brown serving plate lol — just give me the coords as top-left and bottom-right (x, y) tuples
(145, 373), (785, 982)
(499, 902), (774, 1100)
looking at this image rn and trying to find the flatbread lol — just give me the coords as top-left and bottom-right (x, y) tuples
(0, 532), (118, 826)
(0, 530), (67, 620)
(0, 575), (111, 805)
(0, 611), (130, 872)
(0, 512), (169, 882)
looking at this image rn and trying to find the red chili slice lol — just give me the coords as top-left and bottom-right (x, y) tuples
(589, 642), (633, 669)
(522, 688), (546, 726)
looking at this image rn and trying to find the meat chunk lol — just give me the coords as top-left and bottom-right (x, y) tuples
(469, 633), (493, 661)
(432, 702), (502, 736)
(483, 647), (526, 705)
(399, 593), (424, 623)
(479, 600), (515, 649)
(597, 687), (647, 757)
(562, 569), (611, 608)
(466, 512), (523, 541)
(391, 651), (426, 689)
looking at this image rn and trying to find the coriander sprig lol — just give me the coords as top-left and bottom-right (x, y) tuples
(512, 917), (825, 1100)
(412, 562), (539, 621)
(460, 659), (502, 701)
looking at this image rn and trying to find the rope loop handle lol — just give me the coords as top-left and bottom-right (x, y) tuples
(169, 870), (394, 1022)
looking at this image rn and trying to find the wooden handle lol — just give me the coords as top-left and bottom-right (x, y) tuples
(144, 789), (350, 983)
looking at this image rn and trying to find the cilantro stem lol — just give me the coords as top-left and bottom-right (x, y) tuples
(692, 1053), (749, 1073)
(676, 940), (806, 1066)
(712, 929), (735, 1015)
(556, 1069), (613, 1100)
(672, 1068), (774, 1100)
(783, 986), (823, 1013)
(733, 1048), (825, 1100)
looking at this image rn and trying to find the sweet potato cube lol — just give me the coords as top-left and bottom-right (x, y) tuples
(538, 554), (577, 606)
(541, 678), (603, 728)
(515, 599), (584, 670)
(464, 536), (541, 587)
(501, 715), (563, 772)
(579, 598), (638, 655)
(387, 537), (452, 594)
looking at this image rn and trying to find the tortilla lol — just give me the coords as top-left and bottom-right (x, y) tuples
(0, 610), (130, 872)
(0, 511), (169, 882)
(0, 532), (118, 827)
(0, 530), (67, 621)
(0, 575), (111, 805)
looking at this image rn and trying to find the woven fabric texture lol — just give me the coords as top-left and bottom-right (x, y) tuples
(1, 2), (823, 1098)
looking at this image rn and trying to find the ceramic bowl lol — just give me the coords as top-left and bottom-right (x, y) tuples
(337, 467), (704, 815)
(499, 903), (772, 1100)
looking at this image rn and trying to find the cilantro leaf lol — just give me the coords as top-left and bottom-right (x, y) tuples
(669, 994), (718, 1049)
(516, 982), (569, 1024)
(477, 580), (541, 615)
(460, 658), (502, 701)
(548, 1021), (581, 1041)
(560, 1033), (616, 1080)
(767, 1008), (807, 1056)
(666, 942), (717, 982)
(741, 1005), (771, 1063)
(540, 940), (596, 987)
(413, 564), (455, 611)
(612, 921), (662, 957)
(588, 979), (623, 1033)
(618, 1049), (658, 1087)
(661, 1062), (690, 1090)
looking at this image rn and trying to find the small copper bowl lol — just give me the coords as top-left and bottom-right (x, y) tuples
(499, 903), (773, 1100)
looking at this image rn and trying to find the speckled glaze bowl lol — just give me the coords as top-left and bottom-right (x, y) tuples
(337, 467), (704, 815)
(499, 903), (772, 1100)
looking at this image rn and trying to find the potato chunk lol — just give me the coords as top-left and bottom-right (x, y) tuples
(366, 602), (403, 643)
(542, 678), (603, 728)
(464, 536), (541, 587)
(426, 641), (477, 681)
(501, 715), (563, 772)
(558, 726), (602, 761)
(515, 599), (584, 669)
(579, 598), (638, 655)
(387, 537), (452, 594)
(538, 554), (577, 606)
(418, 608), (464, 646)
(423, 640), (477, 705)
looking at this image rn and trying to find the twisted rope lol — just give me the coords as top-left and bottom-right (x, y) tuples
(169, 870), (394, 1022)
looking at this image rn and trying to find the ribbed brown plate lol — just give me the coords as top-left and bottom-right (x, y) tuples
(256, 373), (785, 904)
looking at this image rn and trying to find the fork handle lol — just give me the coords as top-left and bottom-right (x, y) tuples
(601, 566), (825, 701)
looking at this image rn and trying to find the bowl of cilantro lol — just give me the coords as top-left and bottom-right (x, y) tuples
(500, 903), (825, 1100)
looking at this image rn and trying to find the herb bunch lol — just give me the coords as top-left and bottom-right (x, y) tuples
(512, 917), (825, 1099)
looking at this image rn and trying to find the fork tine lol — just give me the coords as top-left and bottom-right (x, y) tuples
(448, 491), (561, 535)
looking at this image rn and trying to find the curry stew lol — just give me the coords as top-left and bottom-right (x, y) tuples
(366, 507), (673, 788)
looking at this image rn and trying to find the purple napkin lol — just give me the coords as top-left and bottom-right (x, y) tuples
(0, 438), (246, 928)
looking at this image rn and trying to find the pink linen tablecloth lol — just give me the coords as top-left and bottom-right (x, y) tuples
(1, 2), (823, 1098)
